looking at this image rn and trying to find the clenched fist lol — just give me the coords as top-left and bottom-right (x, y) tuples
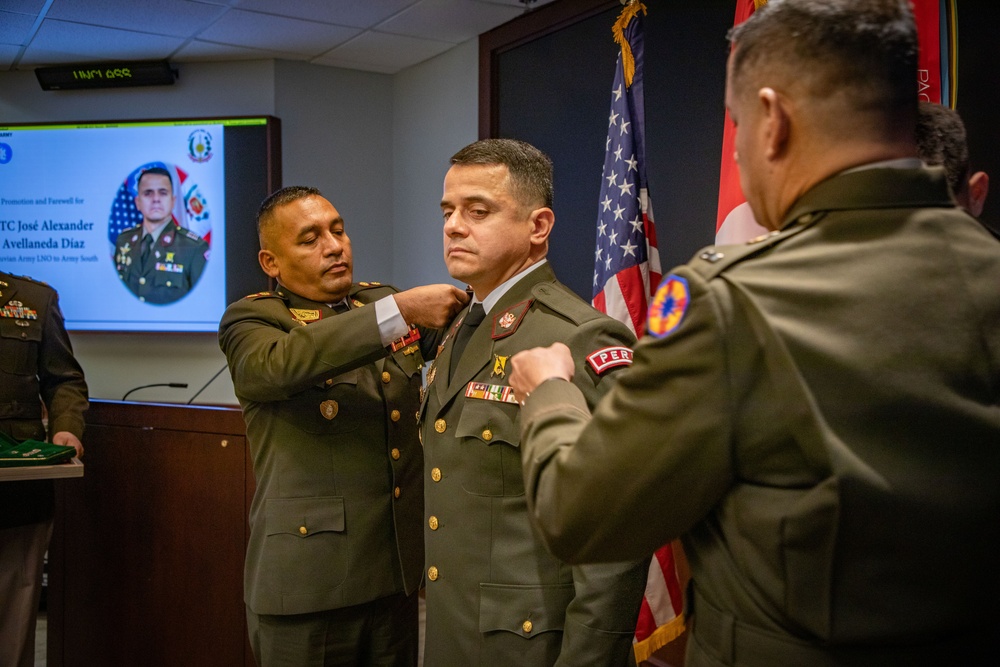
(394, 284), (470, 329)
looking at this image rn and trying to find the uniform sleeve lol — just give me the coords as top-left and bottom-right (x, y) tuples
(38, 290), (89, 439)
(521, 266), (736, 564)
(219, 298), (390, 403)
(555, 316), (647, 667)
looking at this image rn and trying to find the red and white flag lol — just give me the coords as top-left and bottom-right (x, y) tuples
(715, 0), (957, 245)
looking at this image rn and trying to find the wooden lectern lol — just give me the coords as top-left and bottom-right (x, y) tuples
(46, 400), (255, 667)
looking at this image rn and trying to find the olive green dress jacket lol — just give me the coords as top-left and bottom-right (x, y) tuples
(1, 271), (88, 529)
(518, 168), (1000, 666)
(419, 263), (647, 666)
(220, 283), (437, 615)
(115, 221), (209, 304)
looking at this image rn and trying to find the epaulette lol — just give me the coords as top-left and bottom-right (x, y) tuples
(530, 282), (604, 327)
(244, 291), (284, 301)
(689, 211), (825, 281)
(350, 281), (398, 300)
(177, 226), (203, 241)
(8, 273), (51, 288)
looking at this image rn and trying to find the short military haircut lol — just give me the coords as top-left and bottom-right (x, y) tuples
(450, 138), (554, 209)
(728, 0), (918, 122)
(136, 166), (174, 193)
(915, 102), (970, 196)
(257, 185), (322, 244)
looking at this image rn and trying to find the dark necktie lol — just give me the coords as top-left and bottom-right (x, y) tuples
(140, 234), (153, 266)
(449, 303), (486, 382)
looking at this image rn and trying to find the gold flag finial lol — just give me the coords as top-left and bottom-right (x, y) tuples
(612, 1), (647, 88)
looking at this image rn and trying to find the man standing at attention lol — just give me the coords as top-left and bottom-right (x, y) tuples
(509, 1), (1000, 665)
(219, 186), (467, 667)
(419, 139), (646, 666)
(115, 166), (209, 304)
(0, 271), (88, 667)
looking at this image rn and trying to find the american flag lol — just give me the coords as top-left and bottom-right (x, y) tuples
(592, 3), (660, 337)
(106, 161), (212, 251)
(591, 3), (684, 663)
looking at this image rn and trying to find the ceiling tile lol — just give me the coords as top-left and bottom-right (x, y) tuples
(313, 30), (454, 74)
(472, 0), (557, 7)
(45, 0), (228, 38)
(377, 0), (520, 44)
(233, 0), (419, 29)
(0, 0), (46, 14)
(20, 19), (185, 66)
(0, 10), (36, 44)
(174, 38), (299, 62)
(196, 8), (360, 56)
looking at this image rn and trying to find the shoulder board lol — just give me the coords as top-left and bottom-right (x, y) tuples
(6, 273), (51, 289)
(688, 212), (824, 281)
(177, 226), (203, 240)
(530, 282), (604, 327)
(244, 291), (284, 301)
(350, 281), (398, 300)
(116, 225), (142, 241)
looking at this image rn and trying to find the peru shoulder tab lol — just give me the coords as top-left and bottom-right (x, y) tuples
(689, 212), (824, 281)
(530, 282), (603, 326)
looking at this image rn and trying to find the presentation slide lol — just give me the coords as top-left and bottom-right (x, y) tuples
(0, 120), (227, 332)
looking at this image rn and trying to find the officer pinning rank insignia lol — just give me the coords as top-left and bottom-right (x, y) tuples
(586, 346), (633, 374)
(648, 274), (690, 338)
(465, 382), (518, 404)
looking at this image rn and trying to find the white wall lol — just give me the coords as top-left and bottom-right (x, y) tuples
(274, 61), (394, 283)
(0, 45), (479, 407)
(391, 38), (479, 290)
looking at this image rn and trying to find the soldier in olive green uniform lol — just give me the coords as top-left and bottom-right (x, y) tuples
(0, 271), (88, 667)
(219, 186), (466, 667)
(420, 139), (646, 666)
(509, 2), (1000, 666)
(115, 220), (208, 304)
(114, 166), (209, 304)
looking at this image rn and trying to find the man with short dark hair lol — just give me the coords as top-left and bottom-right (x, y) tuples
(509, 1), (1000, 665)
(220, 186), (467, 667)
(419, 138), (646, 666)
(114, 166), (209, 304)
(915, 101), (992, 224)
